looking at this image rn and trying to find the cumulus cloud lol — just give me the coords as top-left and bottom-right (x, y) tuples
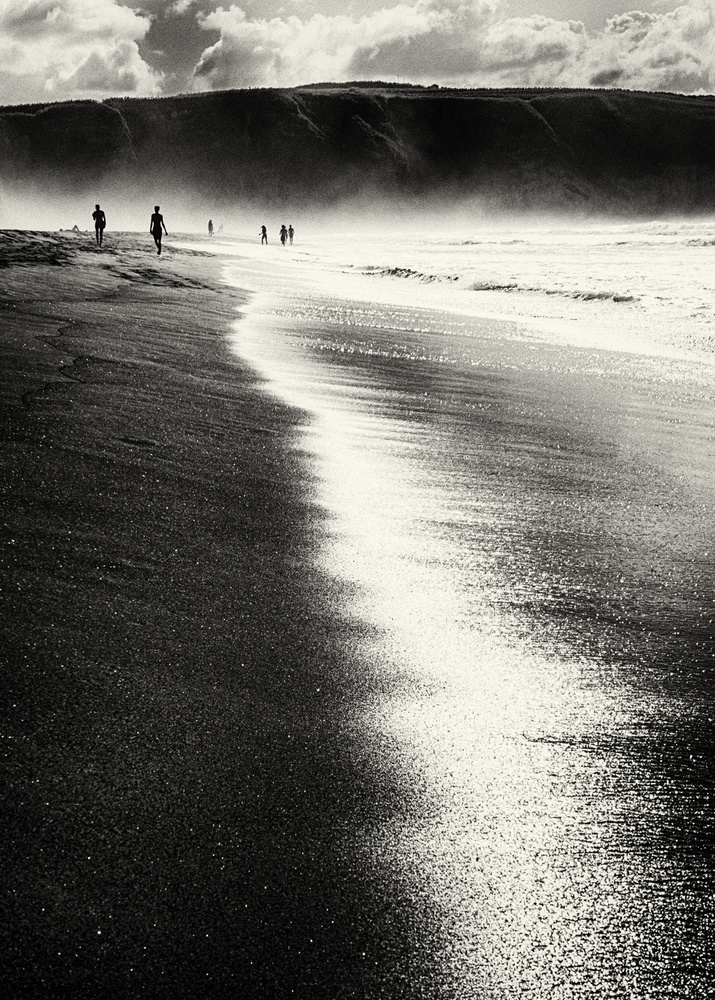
(190, 0), (715, 94)
(585, 1), (715, 91)
(4, 0), (713, 103)
(0, 0), (163, 104)
(192, 1), (499, 88)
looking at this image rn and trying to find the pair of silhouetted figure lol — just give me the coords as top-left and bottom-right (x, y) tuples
(150, 206), (168, 255)
(90, 203), (169, 253)
(278, 225), (295, 246)
(260, 224), (294, 246)
(92, 204), (106, 246)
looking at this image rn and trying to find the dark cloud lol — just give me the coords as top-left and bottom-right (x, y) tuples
(141, 7), (220, 92)
(589, 66), (623, 85)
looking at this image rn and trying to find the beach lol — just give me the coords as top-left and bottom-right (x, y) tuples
(0, 231), (437, 998)
(2, 224), (715, 998)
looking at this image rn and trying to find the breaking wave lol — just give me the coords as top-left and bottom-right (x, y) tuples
(361, 266), (638, 304)
(471, 281), (638, 303)
(361, 265), (460, 283)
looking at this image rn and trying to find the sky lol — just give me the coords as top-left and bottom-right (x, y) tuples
(1, 0), (714, 106)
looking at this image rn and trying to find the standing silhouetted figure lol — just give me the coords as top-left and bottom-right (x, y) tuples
(288, 225), (294, 245)
(208, 219), (214, 237)
(92, 204), (106, 246)
(150, 206), (168, 255)
(260, 225), (267, 244)
(280, 224), (288, 247)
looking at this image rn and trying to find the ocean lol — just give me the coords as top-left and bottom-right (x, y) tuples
(215, 219), (714, 998)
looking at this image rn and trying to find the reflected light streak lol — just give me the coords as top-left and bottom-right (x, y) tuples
(213, 198), (715, 994)
(229, 287), (672, 998)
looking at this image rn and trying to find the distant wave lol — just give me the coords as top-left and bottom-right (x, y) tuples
(471, 281), (519, 292)
(362, 266), (460, 282)
(363, 266), (637, 302)
(471, 281), (637, 303)
(461, 240), (526, 246)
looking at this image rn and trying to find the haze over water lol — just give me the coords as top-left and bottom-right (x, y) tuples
(218, 221), (715, 997)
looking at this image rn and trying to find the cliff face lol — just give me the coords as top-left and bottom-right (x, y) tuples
(2, 86), (715, 214)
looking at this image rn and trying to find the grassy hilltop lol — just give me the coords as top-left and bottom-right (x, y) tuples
(2, 85), (715, 213)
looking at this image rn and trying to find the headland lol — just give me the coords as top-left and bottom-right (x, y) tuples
(2, 85), (715, 215)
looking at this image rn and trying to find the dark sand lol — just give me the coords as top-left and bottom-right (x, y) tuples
(0, 232), (436, 998)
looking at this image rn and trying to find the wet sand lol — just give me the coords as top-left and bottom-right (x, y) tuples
(226, 247), (715, 998)
(0, 231), (438, 998)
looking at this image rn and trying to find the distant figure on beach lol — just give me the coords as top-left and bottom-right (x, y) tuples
(150, 206), (168, 255)
(260, 225), (267, 244)
(92, 204), (106, 246)
(218, 223), (223, 234)
(280, 224), (288, 246)
(208, 219), (214, 237)
(288, 224), (294, 245)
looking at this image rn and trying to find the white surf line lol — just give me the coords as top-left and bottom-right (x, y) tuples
(222, 259), (666, 997)
(178, 235), (715, 374)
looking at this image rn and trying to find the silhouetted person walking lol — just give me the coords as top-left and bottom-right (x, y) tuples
(288, 225), (294, 245)
(92, 204), (106, 246)
(280, 224), (288, 246)
(150, 206), (168, 255)
(208, 219), (214, 237)
(260, 225), (267, 244)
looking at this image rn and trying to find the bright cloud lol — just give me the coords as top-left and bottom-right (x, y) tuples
(0, 0), (163, 104)
(193, 1), (499, 88)
(587, 1), (715, 91)
(191, 0), (715, 94)
(168, 0), (199, 13)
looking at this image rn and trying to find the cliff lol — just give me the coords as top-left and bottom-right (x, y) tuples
(2, 85), (715, 214)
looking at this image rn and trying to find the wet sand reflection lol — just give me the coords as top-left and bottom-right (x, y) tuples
(230, 266), (715, 998)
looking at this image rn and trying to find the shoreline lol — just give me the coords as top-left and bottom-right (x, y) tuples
(0, 231), (437, 997)
(223, 236), (715, 995)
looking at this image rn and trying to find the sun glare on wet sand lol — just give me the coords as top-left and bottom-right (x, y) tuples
(196, 221), (715, 997)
